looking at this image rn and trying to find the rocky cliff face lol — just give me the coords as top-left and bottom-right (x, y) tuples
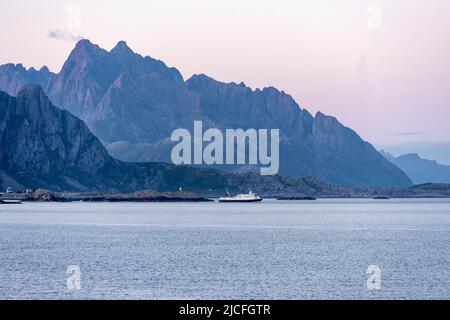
(182, 75), (411, 187)
(0, 63), (53, 97)
(0, 86), (217, 192)
(0, 39), (412, 187)
(0, 85), (118, 190)
(0, 86), (358, 195)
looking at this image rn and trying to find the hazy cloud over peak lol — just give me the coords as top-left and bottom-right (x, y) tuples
(47, 29), (83, 42)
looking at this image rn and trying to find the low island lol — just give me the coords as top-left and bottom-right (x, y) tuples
(0, 189), (212, 203)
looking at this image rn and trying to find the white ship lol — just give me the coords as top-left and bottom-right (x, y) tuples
(218, 189), (262, 203)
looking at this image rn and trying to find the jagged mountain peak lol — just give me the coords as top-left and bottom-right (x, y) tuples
(40, 66), (49, 72)
(110, 40), (134, 55)
(188, 73), (214, 81)
(0, 63), (26, 72)
(63, 39), (107, 68)
(314, 111), (341, 127)
(114, 40), (129, 48)
(15, 63), (26, 70)
(315, 111), (336, 120)
(187, 74), (300, 107)
(74, 38), (98, 51)
(187, 73), (253, 89)
(0, 39), (413, 187)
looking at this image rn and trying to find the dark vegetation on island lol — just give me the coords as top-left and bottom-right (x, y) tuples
(2, 182), (450, 203)
(0, 189), (211, 203)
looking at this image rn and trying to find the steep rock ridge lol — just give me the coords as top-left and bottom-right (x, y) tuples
(0, 85), (117, 190)
(0, 40), (412, 187)
(309, 112), (409, 187)
(381, 150), (450, 184)
(46, 39), (184, 121)
(91, 70), (193, 143)
(0, 86), (218, 192)
(0, 86), (355, 196)
(0, 63), (53, 96)
(185, 75), (411, 187)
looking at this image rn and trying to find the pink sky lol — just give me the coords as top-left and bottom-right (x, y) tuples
(1, 0), (449, 148)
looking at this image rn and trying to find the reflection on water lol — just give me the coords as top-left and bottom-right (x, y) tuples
(0, 199), (449, 299)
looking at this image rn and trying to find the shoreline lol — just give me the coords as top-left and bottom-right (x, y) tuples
(2, 183), (450, 203)
(3, 194), (450, 204)
(0, 189), (212, 203)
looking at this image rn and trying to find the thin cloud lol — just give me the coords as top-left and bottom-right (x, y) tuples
(47, 29), (83, 42)
(391, 131), (424, 136)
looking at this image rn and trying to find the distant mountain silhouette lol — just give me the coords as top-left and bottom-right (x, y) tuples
(381, 150), (450, 184)
(1, 85), (376, 196)
(0, 39), (412, 187)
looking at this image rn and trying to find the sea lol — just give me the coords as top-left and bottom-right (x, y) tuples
(0, 199), (449, 299)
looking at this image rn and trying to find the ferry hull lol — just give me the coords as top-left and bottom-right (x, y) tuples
(218, 198), (263, 203)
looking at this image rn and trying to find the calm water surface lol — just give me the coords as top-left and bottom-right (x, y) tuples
(0, 199), (449, 299)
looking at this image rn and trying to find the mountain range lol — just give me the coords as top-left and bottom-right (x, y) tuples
(1, 85), (373, 196)
(0, 39), (412, 188)
(381, 150), (450, 184)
